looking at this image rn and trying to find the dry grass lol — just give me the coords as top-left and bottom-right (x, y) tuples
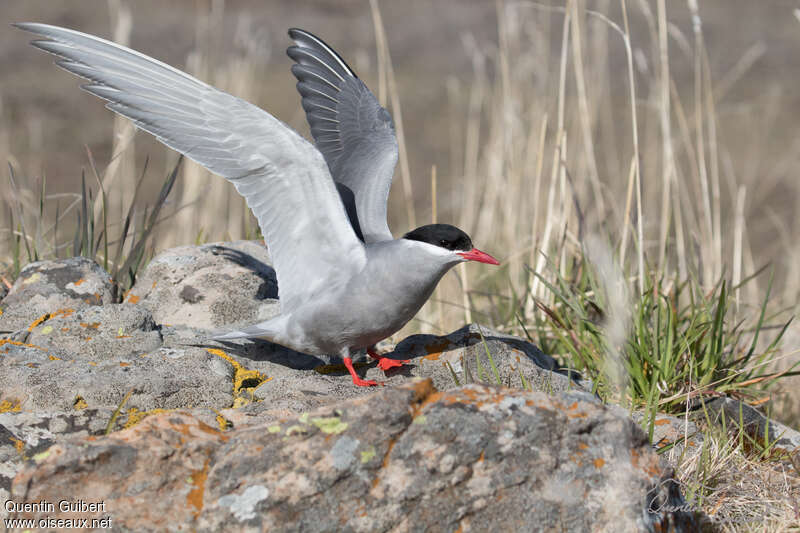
(666, 428), (800, 531)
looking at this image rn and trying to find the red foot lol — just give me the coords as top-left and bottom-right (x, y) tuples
(368, 347), (409, 372)
(343, 357), (381, 387)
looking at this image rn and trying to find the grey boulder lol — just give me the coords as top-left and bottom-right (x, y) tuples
(0, 257), (114, 332)
(125, 240), (279, 330)
(9, 381), (696, 532)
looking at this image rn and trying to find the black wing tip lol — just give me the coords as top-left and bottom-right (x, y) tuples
(286, 27), (358, 79)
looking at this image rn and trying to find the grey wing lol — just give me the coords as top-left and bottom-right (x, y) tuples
(287, 28), (398, 243)
(15, 23), (366, 313)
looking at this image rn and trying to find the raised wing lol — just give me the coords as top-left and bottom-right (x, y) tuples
(287, 28), (398, 243)
(15, 22), (366, 313)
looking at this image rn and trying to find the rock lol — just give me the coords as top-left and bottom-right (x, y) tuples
(0, 340), (234, 413)
(0, 257), (114, 332)
(26, 303), (162, 361)
(126, 241), (280, 330)
(375, 323), (591, 392)
(631, 411), (704, 466)
(0, 407), (117, 517)
(9, 381), (695, 532)
(210, 323), (590, 418)
(699, 397), (800, 455)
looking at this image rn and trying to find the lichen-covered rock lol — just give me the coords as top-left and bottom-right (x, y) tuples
(631, 411), (703, 462)
(125, 240), (280, 329)
(25, 303), (162, 361)
(210, 323), (590, 419)
(0, 257), (114, 331)
(0, 342), (234, 413)
(700, 397), (800, 456)
(0, 407), (117, 517)
(8, 381), (695, 532)
(372, 323), (591, 392)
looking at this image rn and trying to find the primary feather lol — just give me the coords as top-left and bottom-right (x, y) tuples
(287, 28), (398, 244)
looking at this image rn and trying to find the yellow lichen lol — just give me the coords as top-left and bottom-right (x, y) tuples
(361, 446), (376, 463)
(0, 399), (22, 413)
(22, 272), (41, 284)
(73, 396), (88, 410)
(213, 410), (232, 431)
(33, 449), (51, 463)
(205, 348), (269, 408)
(285, 425), (308, 436)
(123, 407), (172, 429)
(311, 416), (348, 434)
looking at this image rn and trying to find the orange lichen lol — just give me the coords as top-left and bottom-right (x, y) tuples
(11, 437), (25, 454)
(119, 362), (130, 367)
(126, 294), (140, 304)
(80, 322), (100, 330)
(654, 418), (671, 426)
(87, 361), (97, 366)
(73, 396), (88, 410)
(0, 399), (22, 413)
(577, 442), (589, 450)
(74, 278), (86, 286)
(593, 458), (605, 468)
(27, 308), (74, 331)
(27, 313), (51, 331)
(631, 447), (662, 477)
(49, 355), (61, 361)
(423, 351), (442, 361)
(0, 339), (49, 352)
(187, 459), (210, 514)
(567, 411), (588, 419)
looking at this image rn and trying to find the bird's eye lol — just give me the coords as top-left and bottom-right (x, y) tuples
(439, 239), (449, 248)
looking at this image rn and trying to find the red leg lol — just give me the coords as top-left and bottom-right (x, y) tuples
(367, 346), (410, 372)
(343, 357), (380, 387)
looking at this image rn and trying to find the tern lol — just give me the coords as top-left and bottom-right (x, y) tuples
(15, 23), (500, 386)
